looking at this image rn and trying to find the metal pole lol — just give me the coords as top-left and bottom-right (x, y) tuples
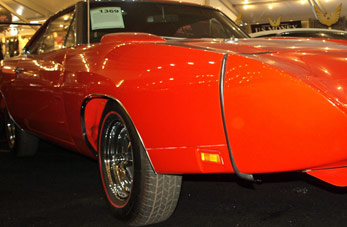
(308, 0), (318, 19)
(308, 0), (326, 20)
(87, 0), (90, 45)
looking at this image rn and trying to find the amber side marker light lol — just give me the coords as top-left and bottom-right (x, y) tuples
(201, 152), (221, 164)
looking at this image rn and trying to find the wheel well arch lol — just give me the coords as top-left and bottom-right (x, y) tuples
(0, 90), (6, 111)
(0, 90), (17, 126)
(80, 94), (155, 172)
(80, 95), (107, 155)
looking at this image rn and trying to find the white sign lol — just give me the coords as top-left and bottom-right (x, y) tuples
(90, 7), (124, 30)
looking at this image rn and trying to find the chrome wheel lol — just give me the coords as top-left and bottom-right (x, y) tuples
(101, 113), (134, 205)
(6, 116), (16, 149)
(1, 108), (39, 156)
(98, 102), (182, 225)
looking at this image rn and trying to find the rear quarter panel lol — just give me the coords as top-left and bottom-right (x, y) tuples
(223, 53), (347, 173)
(63, 42), (229, 172)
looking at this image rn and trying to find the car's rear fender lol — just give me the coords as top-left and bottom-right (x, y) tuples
(222, 52), (347, 174)
(76, 42), (229, 174)
(81, 94), (156, 172)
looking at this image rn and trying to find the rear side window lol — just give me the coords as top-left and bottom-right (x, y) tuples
(65, 14), (77, 48)
(27, 11), (74, 54)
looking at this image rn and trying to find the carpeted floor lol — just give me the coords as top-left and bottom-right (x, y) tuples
(1, 142), (346, 227)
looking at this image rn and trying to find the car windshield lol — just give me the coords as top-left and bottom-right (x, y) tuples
(89, 1), (248, 43)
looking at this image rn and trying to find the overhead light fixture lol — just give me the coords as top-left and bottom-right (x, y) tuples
(10, 28), (18, 36)
(269, 4), (273, 9)
(30, 19), (45, 24)
(12, 16), (19, 22)
(9, 25), (18, 36)
(300, 0), (306, 4)
(16, 8), (23, 16)
(243, 5), (249, 9)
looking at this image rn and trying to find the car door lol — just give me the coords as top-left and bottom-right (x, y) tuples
(13, 9), (75, 143)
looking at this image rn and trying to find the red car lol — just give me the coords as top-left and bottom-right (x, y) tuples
(1, 0), (347, 225)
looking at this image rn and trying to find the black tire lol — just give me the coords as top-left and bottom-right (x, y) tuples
(98, 101), (182, 226)
(3, 109), (39, 157)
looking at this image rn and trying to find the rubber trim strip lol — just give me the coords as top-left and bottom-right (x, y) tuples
(219, 54), (257, 182)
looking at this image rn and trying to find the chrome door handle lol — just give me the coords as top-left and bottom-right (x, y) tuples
(14, 67), (25, 74)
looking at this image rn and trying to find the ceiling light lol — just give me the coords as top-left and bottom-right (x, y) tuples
(9, 25), (18, 36)
(243, 5), (249, 9)
(269, 4), (273, 9)
(12, 16), (19, 22)
(10, 29), (18, 36)
(16, 8), (23, 15)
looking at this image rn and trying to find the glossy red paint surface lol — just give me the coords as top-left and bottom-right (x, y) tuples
(305, 160), (347, 187)
(62, 42), (228, 172)
(2, 36), (347, 186)
(223, 53), (347, 173)
(101, 33), (166, 44)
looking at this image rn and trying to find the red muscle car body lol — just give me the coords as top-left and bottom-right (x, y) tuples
(0, 0), (346, 225)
